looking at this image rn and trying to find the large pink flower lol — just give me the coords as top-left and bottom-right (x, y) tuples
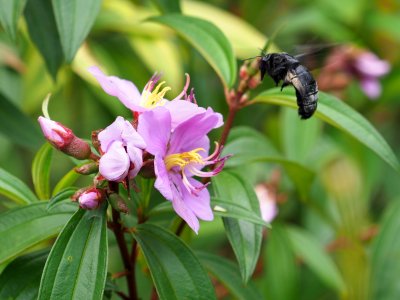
(88, 66), (222, 129)
(98, 116), (146, 182)
(138, 107), (227, 233)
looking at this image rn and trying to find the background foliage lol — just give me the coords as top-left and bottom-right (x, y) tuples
(1, 0), (400, 299)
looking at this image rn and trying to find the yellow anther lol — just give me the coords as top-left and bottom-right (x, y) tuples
(165, 148), (205, 171)
(141, 81), (172, 108)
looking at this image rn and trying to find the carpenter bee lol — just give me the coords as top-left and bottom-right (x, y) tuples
(259, 52), (318, 119)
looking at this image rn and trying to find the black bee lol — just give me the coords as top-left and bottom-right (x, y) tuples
(259, 52), (318, 119)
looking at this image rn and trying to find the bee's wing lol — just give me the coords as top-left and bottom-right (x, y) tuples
(294, 44), (338, 71)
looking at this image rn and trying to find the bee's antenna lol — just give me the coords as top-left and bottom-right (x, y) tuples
(261, 23), (287, 53)
(242, 55), (262, 61)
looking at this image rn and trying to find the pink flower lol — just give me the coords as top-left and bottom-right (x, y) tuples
(38, 116), (92, 159)
(98, 116), (146, 182)
(78, 188), (104, 210)
(137, 107), (227, 233)
(353, 52), (390, 99)
(88, 66), (222, 129)
(255, 184), (278, 223)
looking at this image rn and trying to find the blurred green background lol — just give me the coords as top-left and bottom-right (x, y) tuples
(1, 0), (400, 299)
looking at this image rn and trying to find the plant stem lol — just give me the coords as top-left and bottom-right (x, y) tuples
(109, 182), (138, 300)
(218, 107), (237, 147)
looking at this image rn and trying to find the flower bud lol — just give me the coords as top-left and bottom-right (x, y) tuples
(239, 65), (249, 80)
(38, 116), (92, 160)
(75, 162), (99, 175)
(78, 188), (104, 210)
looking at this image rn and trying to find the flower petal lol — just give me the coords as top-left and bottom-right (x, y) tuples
(137, 107), (171, 155)
(99, 141), (130, 181)
(88, 66), (143, 111)
(168, 111), (220, 154)
(154, 154), (174, 201)
(127, 145), (143, 178)
(355, 53), (390, 77)
(360, 77), (381, 99)
(179, 177), (213, 221)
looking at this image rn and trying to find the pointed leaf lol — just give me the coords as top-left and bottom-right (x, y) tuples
(212, 171), (263, 283)
(24, 0), (64, 78)
(0, 167), (38, 205)
(0, 249), (48, 300)
(371, 200), (400, 299)
(0, 0), (27, 40)
(148, 14), (236, 87)
(133, 223), (216, 300)
(32, 143), (53, 200)
(52, 0), (102, 62)
(0, 93), (43, 149)
(197, 251), (262, 300)
(223, 126), (315, 199)
(0, 202), (76, 264)
(211, 197), (270, 227)
(52, 167), (81, 196)
(286, 226), (347, 294)
(38, 205), (108, 299)
(47, 187), (77, 211)
(254, 89), (400, 173)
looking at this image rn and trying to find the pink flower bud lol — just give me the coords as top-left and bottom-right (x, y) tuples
(38, 116), (73, 148)
(239, 65), (249, 80)
(38, 116), (92, 160)
(78, 188), (104, 210)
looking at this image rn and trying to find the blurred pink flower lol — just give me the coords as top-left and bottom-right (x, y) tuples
(353, 52), (390, 99)
(98, 116), (146, 182)
(255, 184), (278, 223)
(137, 107), (227, 233)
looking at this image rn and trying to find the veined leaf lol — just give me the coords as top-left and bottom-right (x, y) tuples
(133, 223), (216, 300)
(38, 205), (108, 299)
(0, 249), (48, 300)
(212, 171), (262, 283)
(286, 226), (347, 294)
(0, 167), (38, 205)
(197, 251), (262, 300)
(0, 92), (43, 150)
(32, 143), (53, 200)
(254, 89), (400, 173)
(0, 202), (76, 264)
(0, 0), (27, 40)
(24, 0), (64, 79)
(148, 14), (236, 87)
(52, 0), (102, 62)
(223, 126), (315, 199)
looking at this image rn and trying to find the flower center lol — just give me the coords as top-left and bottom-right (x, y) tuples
(165, 148), (205, 171)
(141, 81), (171, 108)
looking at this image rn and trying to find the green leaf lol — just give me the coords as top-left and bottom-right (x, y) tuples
(52, 167), (81, 196)
(0, 249), (48, 300)
(371, 200), (400, 299)
(211, 197), (270, 227)
(286, 226), (347, 294)
(32, 143), (53, 200)
(0, 0), (26, 40)
(0, 0), (27, 40)
(133, 223), (216, 300)
(0, 202), (76, 264)
(254, 89), (400, 173)
(148, 14), (236, 87)
(24, 0), (64, 79)
(0, 167), (38, 205)
(0, 92), (43, 150)
(197, 251), (262, 300)
(264, 224), (299, 300)
(52, 0), (102, 62)
(150, 0), (181, 13)
(47, 187), (77, 211)
(212, 171), (262, 283)
(223, 126), (315, 199)
(38, 205), (108, 299)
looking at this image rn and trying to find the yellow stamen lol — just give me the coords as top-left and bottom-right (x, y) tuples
(141, 81), (171, 108)
(165, 148), (205, 171)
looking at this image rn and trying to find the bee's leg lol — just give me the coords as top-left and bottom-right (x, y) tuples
(280, 80), (290, 91)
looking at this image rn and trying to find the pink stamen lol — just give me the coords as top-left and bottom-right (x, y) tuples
(172, 73), (191, 101)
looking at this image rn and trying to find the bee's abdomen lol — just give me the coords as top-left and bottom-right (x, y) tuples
(292, 65), (318, 119)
